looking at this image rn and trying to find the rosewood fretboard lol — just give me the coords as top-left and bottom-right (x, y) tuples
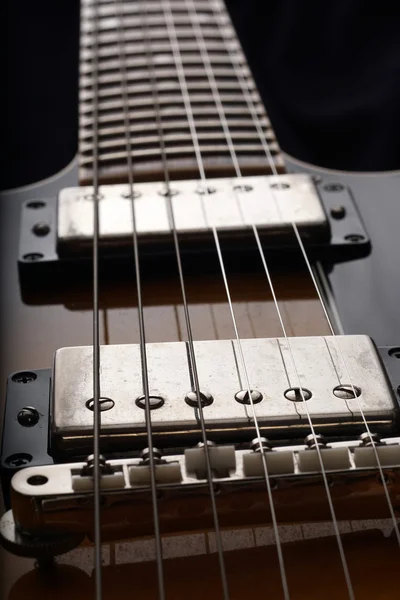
(79, 0), (284, 185)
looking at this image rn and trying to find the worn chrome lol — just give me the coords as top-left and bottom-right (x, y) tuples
(51, 335), (396, 456)
(5, 435), (400, 558)
(57, 173), (328, 255)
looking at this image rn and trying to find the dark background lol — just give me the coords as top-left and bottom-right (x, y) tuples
(1, 0), (400, 190)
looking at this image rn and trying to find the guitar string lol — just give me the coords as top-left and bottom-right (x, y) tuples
(163, 1), (290, 597)
(210, 0), (400, 546)
(185, 1), (357, 598)
(140, 3), (230, 599)
(90, 0), (104, 598)
(115, 1), (165, 598)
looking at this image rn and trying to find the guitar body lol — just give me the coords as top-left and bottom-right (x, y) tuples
(2, 1), (400, 598)
(1, 159), (400, 599)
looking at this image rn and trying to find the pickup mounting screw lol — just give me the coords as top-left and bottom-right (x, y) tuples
(23, 253), (44, 261)
(185, 391), (214, 407)
(324, 183), (344, 192)
(26, 201), (46, 209)
(12, 371), (37, 384)
(17, 407), (39, 427)
(235, 389), (263, 405)
(5, 453), (32, 468)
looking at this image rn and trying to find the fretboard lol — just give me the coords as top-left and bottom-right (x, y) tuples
(79, 0), (285, 185)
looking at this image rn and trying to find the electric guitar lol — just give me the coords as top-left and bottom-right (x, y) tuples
(1, 1), (400, 599)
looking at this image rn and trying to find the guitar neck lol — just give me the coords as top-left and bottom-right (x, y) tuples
(79, 0), (285, 185)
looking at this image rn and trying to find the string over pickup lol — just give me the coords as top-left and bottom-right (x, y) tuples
(17, 174), (371, 281)
(50, 335), (397, 458)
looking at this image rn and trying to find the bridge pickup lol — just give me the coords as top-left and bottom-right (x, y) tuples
(51, 335), (397, 458)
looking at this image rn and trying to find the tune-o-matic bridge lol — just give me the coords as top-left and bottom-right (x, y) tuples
(18, 174), (370, 279)
(2, 435), (400, 558)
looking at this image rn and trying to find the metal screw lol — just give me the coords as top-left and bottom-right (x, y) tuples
(250, 437), (272, 453)
(323, 183), (344, 192)
(85, 397), (115, 412)
(135, 395), (164, 410)
(344, 234), (365, 243)
(284, 387), (312, 402)
(23, 253), (44, 261)
(17, 407), (39, 427)
(305, 433), (327, 449)
(333, 384), (361, 399)
(121, 190), (141, 199)
(359, 432), (383, 447)
(84, 193), (103, 201)
(26, 201), (46, 209)
(233, 184), (253, 192)
(12, 371), (37, 384)
(388, 347), (400, 359)
(32, 222), (50, 237)
(6, 453), (32, 468)
(158, 188), (179, 197)
(270, 182), (290, 190)
(235, 389), (263, 405)
(195, 186), (216, 195)
(185, 391), (214, 408)
(330, 206), (346, 220)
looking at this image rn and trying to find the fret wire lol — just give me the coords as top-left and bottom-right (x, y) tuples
(115, 1), (165, 598)
(90, 0), (103, 599)
(185, 0), (241, 177)
(161, 0), (206, 181)
(210, 0), (277, 174)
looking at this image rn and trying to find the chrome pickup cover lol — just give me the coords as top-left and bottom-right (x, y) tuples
(51, 335), (396, 457)
(56, 173), (328, 255)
